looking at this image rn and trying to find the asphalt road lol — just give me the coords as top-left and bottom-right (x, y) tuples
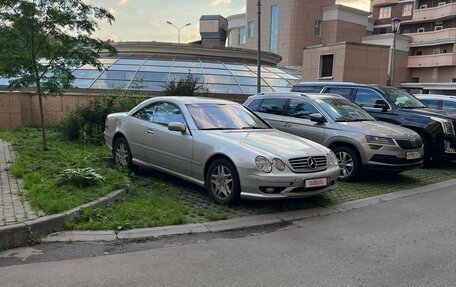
(1, 185), (456, 286)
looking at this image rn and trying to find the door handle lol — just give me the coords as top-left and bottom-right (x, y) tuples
(283, 123), (291, 128)
(146, 128), (154, 134)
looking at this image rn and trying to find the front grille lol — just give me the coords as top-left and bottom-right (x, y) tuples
(371, 154), (422, 165)
(289, 156), (327, 173)
(396, 138), (423, 150)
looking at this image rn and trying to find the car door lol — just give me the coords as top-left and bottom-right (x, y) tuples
(251, 97), (288, 127)
(144, 102), (193, 177)
(127, 102), (161, 161)
(281, 98), (325, 144)
(353, 88), (393, 122)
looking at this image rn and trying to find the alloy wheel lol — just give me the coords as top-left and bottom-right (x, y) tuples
(210, 165), (233, 200)
(336, 151), (354, 178)
(115, 143), (129, 167)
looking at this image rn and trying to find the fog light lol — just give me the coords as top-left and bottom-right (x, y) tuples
(266, 187), (275, 193)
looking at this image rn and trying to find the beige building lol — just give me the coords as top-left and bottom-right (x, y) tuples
(226, 0), (456, 92)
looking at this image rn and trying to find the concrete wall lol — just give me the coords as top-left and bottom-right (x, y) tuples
(0, 91), (250, 130)
(302, 42), (410, 85)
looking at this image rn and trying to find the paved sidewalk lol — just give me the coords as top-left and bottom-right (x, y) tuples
(0, 139), (43, 226)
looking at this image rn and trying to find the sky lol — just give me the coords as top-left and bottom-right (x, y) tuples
(89, 0), (370, 43)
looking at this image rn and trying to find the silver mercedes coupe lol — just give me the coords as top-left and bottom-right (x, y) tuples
(104, 97), (340, 204)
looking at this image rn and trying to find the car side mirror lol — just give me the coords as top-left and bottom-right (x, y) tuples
(373, 99), (389, 111)
(309, 113), (326, 123)
(168, 122), (187, 134)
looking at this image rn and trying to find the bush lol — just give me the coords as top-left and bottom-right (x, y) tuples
(57, 167), (105, 187)
(58, 88), (139, 144)
(163, 74), (210, 97)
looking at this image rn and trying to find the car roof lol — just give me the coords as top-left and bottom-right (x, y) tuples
(149, 96), (237, 105)
(294, 81), (391, 90)
(415, 94), (456, 100)
(248, 92), (346, 100)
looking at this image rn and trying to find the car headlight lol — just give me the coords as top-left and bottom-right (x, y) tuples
(328, 151), (338, 166)
(365, 135), (395, 145)
(255, 156), (272, 173)
(431, 117), (455, 135)
(272, 158), (286, 171)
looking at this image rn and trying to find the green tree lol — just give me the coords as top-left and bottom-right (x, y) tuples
(0, 0), (117, 150)
(163, 74), (210, 97)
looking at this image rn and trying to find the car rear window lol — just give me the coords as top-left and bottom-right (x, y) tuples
(257, 98), (288, 115)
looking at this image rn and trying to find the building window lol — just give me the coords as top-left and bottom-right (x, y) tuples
(320, 54), (334, 78)
(379, 6), (391, 19)
(226, 30), (232, 46)
(314, 20), (322, 37)
(248, 21), (254, 38)
(435, 25), (443, 31)
(402, 4), (413, 16)
(269, 5), (279, 53)
(239, 27), (246, 44)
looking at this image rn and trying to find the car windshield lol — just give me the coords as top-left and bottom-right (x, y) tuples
(381, 87), (427, 109)
(315, 97), (375, 122)
(187, 103), (271, 130)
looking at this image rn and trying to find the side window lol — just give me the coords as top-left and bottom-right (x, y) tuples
(292, 86), (322, 93)
(420, 99), (439, 109)
(324, 87), (355, 100)
(443, 100), (456, 113)
(285, 99), (319, 119)
(133, 103), (159, 122)
(246, 99), (263, 111)
(153, 102), (185, 126)
(257, 98), (288, 115)
(355, 89), (384, 108)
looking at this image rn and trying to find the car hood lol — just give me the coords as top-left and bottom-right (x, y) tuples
(339, 121), (419, 139)
(400, 108), (456, 120)
(203, 129), (330, 158)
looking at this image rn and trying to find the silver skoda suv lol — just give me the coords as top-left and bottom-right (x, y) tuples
(244, 92), (424, 181)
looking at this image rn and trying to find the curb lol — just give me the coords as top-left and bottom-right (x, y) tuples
(42, 179), (456, 244)
(0, 189), (127, 250)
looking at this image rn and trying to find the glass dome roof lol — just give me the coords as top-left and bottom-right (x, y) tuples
(69, 57), (302, 94)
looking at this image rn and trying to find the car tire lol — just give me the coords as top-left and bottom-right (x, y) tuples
(113, 137), (137, 170)
(205, 158), (241, 205)
(333, 146), (360, 181)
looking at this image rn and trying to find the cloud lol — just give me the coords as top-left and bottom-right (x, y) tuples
(117, 0), (129, 4)
(210, 0), (231, 6)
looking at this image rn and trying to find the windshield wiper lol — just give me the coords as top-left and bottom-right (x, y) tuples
(241, 126), (269, 129)
(201, 127), (239, 131)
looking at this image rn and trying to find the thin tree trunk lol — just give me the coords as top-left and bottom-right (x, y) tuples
(36, 81), (48, 151)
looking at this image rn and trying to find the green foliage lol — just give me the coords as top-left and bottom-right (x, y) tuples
(58, 88), (139, 144)
(0, 0), (117, 150)
(57, 168), (105, 187)
(162, 74), (210, 97)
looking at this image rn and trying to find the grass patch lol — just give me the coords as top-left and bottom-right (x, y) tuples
(2, 128), (456, 231)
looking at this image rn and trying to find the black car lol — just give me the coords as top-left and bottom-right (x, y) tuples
(291, 82), (456, 163)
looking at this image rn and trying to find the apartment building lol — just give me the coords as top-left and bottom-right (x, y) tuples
(226, 0), (456, 93)
(371, 0), (456, 84)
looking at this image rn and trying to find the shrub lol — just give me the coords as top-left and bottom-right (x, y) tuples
(57, 167), (105, 187)
(58, 88), (139, 144)
(162, 74), (210, 97)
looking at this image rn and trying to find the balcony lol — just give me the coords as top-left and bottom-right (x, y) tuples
(404, 28), (456, 45)
(372, 0), (399, 6)
(412, 2), (456, 21)
(408, 52), (456, 68)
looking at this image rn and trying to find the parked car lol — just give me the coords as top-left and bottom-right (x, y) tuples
(104, 97), (340, 204)
(244, 93), (423, 181)
(292, 82), (456, 163)
(415, 94), (456, 114)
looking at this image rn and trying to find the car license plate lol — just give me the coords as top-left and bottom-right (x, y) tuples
(305, 178), (328, 188)
(406, 151), (421, 160)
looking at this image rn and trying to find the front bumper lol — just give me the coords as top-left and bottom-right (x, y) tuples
(238, 165), (340, 200)
(362, 143), (423, 171)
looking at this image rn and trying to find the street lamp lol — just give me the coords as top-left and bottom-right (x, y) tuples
(166, 21), (191, 44)
(257, 0), (262, 93)
(389, 18), (401, 86)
